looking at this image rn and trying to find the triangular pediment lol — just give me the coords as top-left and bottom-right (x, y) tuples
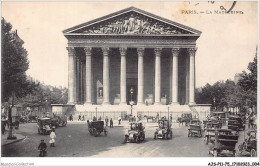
(63, 7), (201, 36)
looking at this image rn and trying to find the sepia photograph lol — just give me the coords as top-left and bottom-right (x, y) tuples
(0, 1), (259, 166)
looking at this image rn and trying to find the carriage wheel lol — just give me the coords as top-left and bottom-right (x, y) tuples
(213, 150), (218, 157)
(198, 131), (202, 138)
(233, 150), (236, 157)
(204, 137), (208, 145)
(251, 149), (257, 157)
(124, 136), (128, 143)
(154, 134), (157, 140)
(104, 130), (107, 136)
(166, 134), (169, 140)
(188, 130), (191, 137)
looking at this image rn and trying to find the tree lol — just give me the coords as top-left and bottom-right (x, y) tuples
(1, 18), (37, 104)
(238, 48), (257, 108)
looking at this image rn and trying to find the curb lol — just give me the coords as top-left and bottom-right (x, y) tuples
(2, 136), (26, 146)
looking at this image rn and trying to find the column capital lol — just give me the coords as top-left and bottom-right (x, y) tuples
(119, 47), (127, 56)
(171, 48), (180, 56)
(154, 48), (162, 56)
(84, 47), (92, 56)
(187, 47), (197, 56)
(66, 47), (75, 54)
(102, 47), (110, 56)
(137, 48), (145, 56)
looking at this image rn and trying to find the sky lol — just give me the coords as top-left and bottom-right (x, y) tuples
(1, 1), (258, 88)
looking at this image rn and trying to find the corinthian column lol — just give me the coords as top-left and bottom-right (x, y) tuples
(102, 47), (110, 105)
(119, 47), (127, 105)
(67, 47), (76, 104)
(154, 48), (162, 105)
(84, 47), (92, 105)
(188, 48), (197, 105)
(172, 48), (180, 105)
(137, 48), (145, 105)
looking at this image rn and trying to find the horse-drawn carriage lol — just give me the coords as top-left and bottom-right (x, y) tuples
(238, 130), (257, 157)
(87, 120), (107, 137)
(188, 119), (202, 137)
(154, 119), (172, 140)
(209, 129), (239, 157)
(177, 113), (192, 126)
(124, 122), (145, 143)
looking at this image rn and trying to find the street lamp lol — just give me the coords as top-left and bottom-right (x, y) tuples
(130, 101), (134, 115)
(213, 97), (216, 111)
(130, 87), (134, 102)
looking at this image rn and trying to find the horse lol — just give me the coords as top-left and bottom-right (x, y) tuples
(143, 115), (156, 123)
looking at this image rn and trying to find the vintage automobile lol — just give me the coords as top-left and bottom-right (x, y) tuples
(188, 119), (202, 137)
(228, 116), (245, 132)
(238, 130), (257, 157)
(177, 113), (192, 126)
(154, 120), (172, 140)
(87, 120), (107, 137)
(28, 115), (38, 123)
(204, 122), (222, 145)
(53, 115), (67, 127)
(209, 129), (239, 157)
(37, 118), (53, 135)
(124, 122), (145, 143)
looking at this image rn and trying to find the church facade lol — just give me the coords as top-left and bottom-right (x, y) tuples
(61, 7), (210, 118)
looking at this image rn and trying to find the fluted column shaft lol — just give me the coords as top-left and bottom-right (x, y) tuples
(154, 48), (162, 105)
(188, 48), (197, 105)
(120, 48), (127, 105)
(67, 47), (76, 104)
(137, 48), (145, 105)
(84, 47), (92, 105)
(102, 47), (110, 105)
(172, 48), (180, 104)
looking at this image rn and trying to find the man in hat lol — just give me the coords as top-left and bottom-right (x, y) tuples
(38, 139), (47, 157)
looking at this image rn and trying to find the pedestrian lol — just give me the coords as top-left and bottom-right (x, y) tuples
(93, 116), (97, 121)
(133, 116), (136, 122)
(49, 129), (56, 147)
(110, 118), (113, 128)
(118, 116), (121, 125)
(105, 116), (109, 127)
(78, 115), (81, 121)
(82, 115), (85, 121)
(1, 118), (6, 135)
(38, 139), (47, 157)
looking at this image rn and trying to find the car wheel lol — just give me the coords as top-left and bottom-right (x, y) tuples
(213, 150), (218, 157)
(251, 149), (256, 157)
(124, 136), (128, 143)
(154, 134), (157, 140)
(166, 134), (168, 140)
(143, 134), (145, 140)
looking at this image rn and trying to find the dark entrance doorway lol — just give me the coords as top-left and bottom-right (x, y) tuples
(126, 78), (137, 105)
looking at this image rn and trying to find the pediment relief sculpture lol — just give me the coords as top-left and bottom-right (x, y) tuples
(83, 13), (189, 35)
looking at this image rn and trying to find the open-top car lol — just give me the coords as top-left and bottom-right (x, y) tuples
(53, 115), (67, 127)
(87, 120), (107, 137)
(228, 115), (245, 132)
(37, 117), (53, 135)
(124, 122), (145, 143)
(209, 129), (239, 157)
(188, 119), (202, 137)
(238, 130), (257, 157)
(154, 119), (172, 140)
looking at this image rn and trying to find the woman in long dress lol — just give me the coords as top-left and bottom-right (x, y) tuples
(49, 129), (56, 147)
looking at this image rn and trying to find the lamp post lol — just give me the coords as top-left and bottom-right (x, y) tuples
(130, 101), (134, 116)
(95, 107), (97, 119)
(213, 97), (216, 111)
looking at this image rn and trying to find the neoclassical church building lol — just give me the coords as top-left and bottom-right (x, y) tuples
(59, 7), (210, 119)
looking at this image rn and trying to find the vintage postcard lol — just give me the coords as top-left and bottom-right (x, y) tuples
(1, 1), (259, 166)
